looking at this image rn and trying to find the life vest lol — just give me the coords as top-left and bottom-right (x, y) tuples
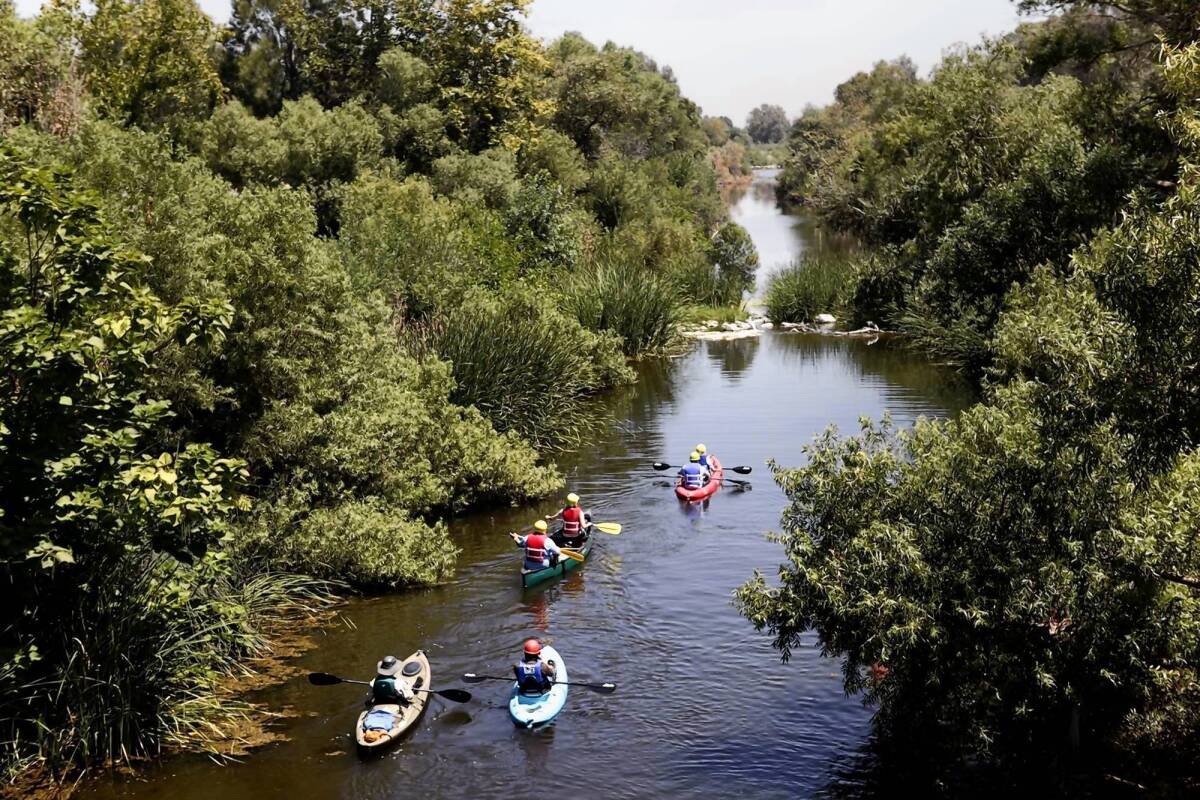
(525, 533), (548, 564)
(699, 453), (711, 468)
(515, 660), (549, 694)
(561, 506), (583, 536)
(680, 463), (704, 489)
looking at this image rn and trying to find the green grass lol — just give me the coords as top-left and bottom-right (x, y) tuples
(765, 256), (858, 324)
(679, 304), (748, 325)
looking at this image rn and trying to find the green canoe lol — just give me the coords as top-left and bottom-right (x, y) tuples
(521, 526), (593, 589)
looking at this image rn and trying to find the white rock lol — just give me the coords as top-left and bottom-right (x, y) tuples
(780, 322), (801, 330)
(815, 313), (837, 325)
(721, 322), (740, 331)
(760, 321), (774, 330)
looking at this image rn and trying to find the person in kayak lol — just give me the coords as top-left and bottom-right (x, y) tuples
(514, 638), (557, 695)
(545, 492), (590, 548)
(510, 520), (562, 569)
(367, 655), (415, 705)
(696, 443), (715, 470)
(677, 451), (708, 490)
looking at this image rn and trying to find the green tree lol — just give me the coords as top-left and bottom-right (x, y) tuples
(76, 0), (224, 128)
(745, 102), (788, 144)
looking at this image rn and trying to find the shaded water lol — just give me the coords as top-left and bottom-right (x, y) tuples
(82, 176), (972, 800)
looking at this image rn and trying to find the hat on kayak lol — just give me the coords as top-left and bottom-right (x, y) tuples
(523, 638), (542, 656)
(696, 443), (707, 454)
(689, 451), (700, 462)
(376, 655), (402, 676)
(566, 492), (579, 506)
(533, 520), (548, 532)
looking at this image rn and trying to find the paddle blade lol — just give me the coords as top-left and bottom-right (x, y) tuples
(307, 672), (342, 686)
(730, 465), (753, 474)
(594, 522), (622, 535)
(461, 673), (487, 683)
(437, 688), (473, 703)
(560, 547), (586, 562)
(587, 682), (617, 694)
(651, 462), (673, 471)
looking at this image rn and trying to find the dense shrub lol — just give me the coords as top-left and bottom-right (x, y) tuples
(741, 41), (1200, 786)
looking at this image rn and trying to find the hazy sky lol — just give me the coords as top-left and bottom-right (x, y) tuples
(13, 0), (1027, 121)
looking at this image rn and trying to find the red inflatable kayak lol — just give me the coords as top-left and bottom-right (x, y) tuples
(675, 456), (723, 502)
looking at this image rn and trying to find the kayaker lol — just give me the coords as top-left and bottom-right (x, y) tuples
(696, 443), (714, 470)
(677, 451), (707, 490)
(367, 655), (415, 706)
(513, 638), (557, 695)
(510, 520), (562, 569)
(546, 492), (590, 548)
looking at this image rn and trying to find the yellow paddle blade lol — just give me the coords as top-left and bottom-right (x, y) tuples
(594, 522), (622, 535)
(560, 547), (586, 562)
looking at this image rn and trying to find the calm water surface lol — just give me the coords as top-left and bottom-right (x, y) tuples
(83, 174), (971, 800)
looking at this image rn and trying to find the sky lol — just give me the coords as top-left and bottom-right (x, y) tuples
(12, 0), (1028, 122)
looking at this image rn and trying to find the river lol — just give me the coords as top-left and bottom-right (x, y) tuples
(83, 171), (972, 799)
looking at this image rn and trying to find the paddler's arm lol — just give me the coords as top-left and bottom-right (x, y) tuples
(509, 532), (526, 546)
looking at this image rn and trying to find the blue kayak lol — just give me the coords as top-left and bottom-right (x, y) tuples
(508, 645), (568, 728)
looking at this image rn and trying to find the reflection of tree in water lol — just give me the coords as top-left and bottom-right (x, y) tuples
(751, 177), (778, 205)
(704, 336), (760, 383)
(552, 355), (686, 475)
(819, 729), (1107, 798)
(773, 334), (975, 414)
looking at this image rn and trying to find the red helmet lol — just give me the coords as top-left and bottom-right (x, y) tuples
(523, 638), (542, 656)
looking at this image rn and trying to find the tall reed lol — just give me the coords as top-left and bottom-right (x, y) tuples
(765, 255), (859, 323)
(563, 256), (683, 356)
(1, 555), (335, 778)
(407, 287), (632, 450)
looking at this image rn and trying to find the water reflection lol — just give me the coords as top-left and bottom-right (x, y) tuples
(703, 334), (759, 382)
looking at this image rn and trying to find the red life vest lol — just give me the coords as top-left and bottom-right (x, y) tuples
(525, 533), (547, 563)
(561, 506), (582, 536)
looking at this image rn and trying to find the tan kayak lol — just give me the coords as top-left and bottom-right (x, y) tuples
(354, 650), (431, 752)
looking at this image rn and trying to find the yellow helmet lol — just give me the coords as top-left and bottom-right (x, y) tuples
(689, 451), (701, 462)
(566, 492), (579, 505)
(696, 444), (707, 454)
(533, 520), (548, 533)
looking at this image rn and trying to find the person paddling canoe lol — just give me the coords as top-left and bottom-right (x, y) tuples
(367, 655), (416, 706)
(514, 638), (557, 695)
(677, 451), (708, 490)
(545, 492), (591, 548)
(510, 520), (562, 569)
(696, 443), (715, 471)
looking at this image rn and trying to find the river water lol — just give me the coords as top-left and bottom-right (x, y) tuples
(84, 172), (971, 799)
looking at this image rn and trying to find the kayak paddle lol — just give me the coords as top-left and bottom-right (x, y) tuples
(461, 674), (617, 694)
(308, 672), (472, 703)
(593, 522), (622, 535)
(652, 461), (753, 474)
(559, 547), (586, 562)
